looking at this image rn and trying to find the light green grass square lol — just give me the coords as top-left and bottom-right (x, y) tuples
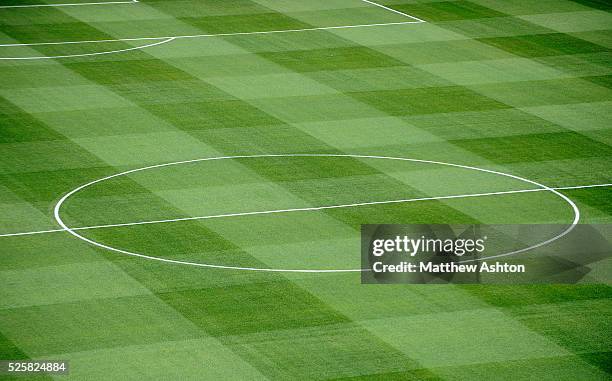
(36, 107), (175, 138)
(417, 57), (566, 85)
(521, 101), (612, 132)
(470, 0), (593, 15)
(294, 276), (491, 320)
(206, 72), (337, 99)
(331, 23), (466, 46)
(62, 338), (267, 380)
(519, 11), (612, 33)
(253, 0), (364, 13)
(362, 308), (569, 368)
(294, 116), (442, 148)
(0, 85), (128, 113)
(73, 131), (219, 166)
(153, 181), (311, 217)
(167, 54), (290, 78)
(376, 39), (515, 65)
(308, 66), (452, 92)
(0, 262), (151, 309)
(250, 94), (385, 123)
(0, 296), (203, 356)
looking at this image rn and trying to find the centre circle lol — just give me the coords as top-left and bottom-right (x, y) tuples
(53, 154), (580, 272)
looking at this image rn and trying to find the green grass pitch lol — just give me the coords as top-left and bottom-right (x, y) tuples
(0, 0), (611, 379)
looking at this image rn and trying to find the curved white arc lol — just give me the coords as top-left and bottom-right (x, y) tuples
(0, 37), (174, 60)
(53, 154), (580, 273)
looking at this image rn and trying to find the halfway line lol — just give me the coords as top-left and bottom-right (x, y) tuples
(1, 182), (609, 238)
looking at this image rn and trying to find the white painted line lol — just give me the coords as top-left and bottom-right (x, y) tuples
(0, 37), (174, 60)
(2, 182), (606, 238)
(0, 179), (606, 238)
(0, 0), (137, 9)
(0, 0), (426, 59)
(554, 183), (612, 191)
(0, 22), (423, 60)
(0, 228), (67, 238)
(0, 21), (423, 48)
(42, 154), (581, 272)
(0, 189), (547, 237)
(0, 22), (422, 59)
(361, 0), (425, 23)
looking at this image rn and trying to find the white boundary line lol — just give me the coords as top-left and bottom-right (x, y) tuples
(0, 0), (425, 59)
(1, 183), (608, 239)
(0, 22), (424, 47)
(38, 154), (581, 272)
(0, 0), (137, 9)
(0, 37), (174, 60)
(361, 0), (425, 22)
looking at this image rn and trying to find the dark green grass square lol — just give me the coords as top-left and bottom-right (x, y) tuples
(584, 74), (612, 89)
(433, 355), (609, 380)
(561, 188), (612, 216)
(0, 22), (112, 44)
(145, 100), (284, 130)
(350, 86), (510, 116)
(330, 369), (441, 381)
(109, 80), (235, 104)
(479, 33), (611, 58)
(325, 202), (480, 228)
(83, 222), (259, 265)
(570, 0), (612, 11)
(145, 0), (269, 18)
(60, 191), (189, 228)
(0, 332), (28, 360)
(308, 66), (452, 92)
(0, 139), (107, 175)
(578, 352), (612, 374)
(534, 52), (612, 77)
(180, 12), (311, 34)
(191, 125), (332, 154)
(156, 280), (350, 336)
(64, 60), (195, 85)
(0, 166), (117, 204)
(223, 324), (423, 379)
(276, 174), (427, 207)
(111, 255), (284, 293)
(258, 46), (406, 72)
(451, 132), (612, 164)
(439, 17), (554, 39)
(472, 77), (612, 107)
(461, 284), (612, 308)
(390, 0), (507, 22)
(509, 299), (612, 353)
(233, 156), (379, 182)
(0, 101), (64, 143)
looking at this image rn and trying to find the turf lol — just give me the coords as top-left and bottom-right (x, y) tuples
(0, 0), (611, 380)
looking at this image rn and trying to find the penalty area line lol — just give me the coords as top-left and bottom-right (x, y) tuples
(0, 21), (423, 48)
(361, 0), (425, 23)
(0, 0), (425, 58)
(1, 182), (609, 238)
